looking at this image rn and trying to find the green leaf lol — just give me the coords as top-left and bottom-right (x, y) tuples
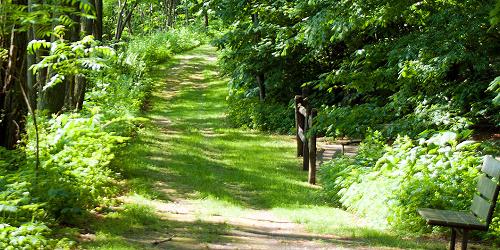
(43, 74), (64, 91)
(0, 204), (18, 213)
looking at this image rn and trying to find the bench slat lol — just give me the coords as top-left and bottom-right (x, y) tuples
(482, 156), (500, 179)
(471, 194), (491, 221)
(418, 208), (486, 230)
(478, 175), (498, 201)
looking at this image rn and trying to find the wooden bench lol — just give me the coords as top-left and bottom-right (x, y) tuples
(418, 156), (500, 250)
(335, 139), (362, 155)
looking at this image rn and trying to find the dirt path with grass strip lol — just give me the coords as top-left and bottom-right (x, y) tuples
(84, 46), (447, 250)
(140, 45), (351, 249)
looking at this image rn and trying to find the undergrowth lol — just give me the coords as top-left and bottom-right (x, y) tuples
(226, 96), (294, 134)
(0, 28), (203, 248)
(319, 130), (500, 246)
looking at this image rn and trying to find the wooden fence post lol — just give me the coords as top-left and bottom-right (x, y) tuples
(295, 95), (318, 181)
(302, 98), (309, 171)
(294, 95), (304, 157)
(308, 109), (317, 184)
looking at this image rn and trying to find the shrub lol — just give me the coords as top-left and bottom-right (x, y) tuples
(319, 130), (386, 206)
(315, 104), (389, 139)
(26, 113), (127, 220)
(0, 149), (74, 249)
(226, 96), (294, 134)
(319, 131), (500, 243)
(314, 103), (472, 140)
(127, 27), (206, 67)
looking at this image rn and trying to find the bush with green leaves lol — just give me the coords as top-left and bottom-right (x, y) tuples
(127, 27), (206, 67)
(26, 113), (128, 220)
(0, 149), (75, 249)
(319, 130), (386, 206)
(315, 102), (473, 139)
(214, 0), (499, 139)
(314, 105), (389, 139)
(320, 131), (500, 242)
(226, 96), (294, 134)
(0, 223), (74, 249)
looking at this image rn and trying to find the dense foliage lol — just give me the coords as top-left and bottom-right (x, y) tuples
(226, 96), (294, 133)
(319, 131), (500, 242)
(215, 0), (499, 137)
(0, 0), (210, 246)
(1, 25), (203, 248)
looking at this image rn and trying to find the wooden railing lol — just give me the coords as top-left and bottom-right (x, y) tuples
(294, 95), (317, 184)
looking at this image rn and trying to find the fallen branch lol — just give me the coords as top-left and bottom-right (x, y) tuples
(152, 236), (174, 245)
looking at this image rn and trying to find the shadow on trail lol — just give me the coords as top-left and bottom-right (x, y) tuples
(115, 46), (313, 209)
(87, 202), (439, 250)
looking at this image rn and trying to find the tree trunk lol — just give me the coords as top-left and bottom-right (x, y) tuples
(63, 8), (83, 111)
(165, 0), (176, 28)
(256, 73), (266, 101)
(115, 0), (127, 41)
(168, 0), (176, 27)
(26, 0), (37, 109)
(252, 13), (265, 101)
(38, 4), (67, 114)
(164, 0), (171, 28)
(203, 7), (208, 27)
(126, 16), (133, 36)
(115, 0), (138, 41)
(184, 0), (188, 25)
(74, 9), (94, 110)
(0, 1), (28, 148)
(38, 72), (66, 114)
(93, 0), (103, 41)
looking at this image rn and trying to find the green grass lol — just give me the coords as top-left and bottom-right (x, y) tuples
(271, 207), (446, 249)
(82, 45), (451, 249)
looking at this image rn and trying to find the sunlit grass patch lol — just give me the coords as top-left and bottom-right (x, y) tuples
(272, 206), (444, 249)
(191, 197), (248, 218)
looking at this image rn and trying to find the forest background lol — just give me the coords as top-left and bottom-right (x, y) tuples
(0, 0), (500, 248)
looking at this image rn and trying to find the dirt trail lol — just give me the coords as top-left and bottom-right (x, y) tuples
(146, 198), (354, 249)
(143, 46), (378, 250)
(100, 45), (405, 250)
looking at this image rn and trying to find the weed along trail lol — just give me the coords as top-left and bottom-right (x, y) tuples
(84, 45), (443, 250)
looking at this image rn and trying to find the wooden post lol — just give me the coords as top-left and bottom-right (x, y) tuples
(461, 230), (468, 250)
(450, 228), (456, 250)
(294, 95), (304, 157)
(295, 95), (317, 176)
(308, 108), (317, 184)
(302, 98), (309, 171)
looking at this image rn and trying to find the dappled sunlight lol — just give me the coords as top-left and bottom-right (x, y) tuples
(85, 45), (449, 250)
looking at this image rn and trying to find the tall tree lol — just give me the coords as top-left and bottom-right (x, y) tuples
(93, 0), (103, 41)
(252, 12), (265, 101)
(0, 0), (28, 148)
(115, 0), (138, 41)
